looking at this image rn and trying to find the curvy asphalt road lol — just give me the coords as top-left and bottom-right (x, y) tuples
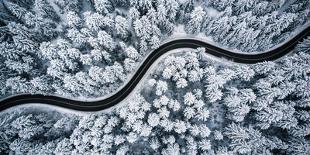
(0, 26), (310, 111)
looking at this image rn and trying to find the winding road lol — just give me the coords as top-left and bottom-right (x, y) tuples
(1, 26), (310, 112)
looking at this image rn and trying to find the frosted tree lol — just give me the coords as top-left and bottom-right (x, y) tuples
(128, 7), (140, 21)
(153, 3), (174, 34)
(54, 138), (74, 154)
(223, 88), (255, 122)
(4, 57), (34, 74)
(6, 76), (32, 94)
(233, 65), (255, 81)
(2, 0), (28, 20)
(233, 0), (256, 15)
(162, 67), (174, 79)
(130, 0), (152, 12)
(162, 0), (179, 21)
(30, 76), (51, 93)
(208, 0), (235, 11)
(63, 74), (83, 94)
(288, 138), (310, 155)
(34, 0), (59, 20)
(146, 7), (158, 25)
(203, 66), (228, 102)
(97, 30), (116, 51)
(83, 12), (113, 31)
(176, 78), (187, 88)
(66, 11), (81, 28)
(253, 1), (280, 16)
(88, 66), (104, 83)
(186, 6), (206, 34)
(224, 123), (287, 154)
(184, 92), (196, 106)
(255, 101), (297, 130)
(91, 49), (111, 62)
(208, 15), (237, 42)
(188, 69), (203, 82)
(150, 35), (160, 49)
(115, 15), (130, 40)
(92, 0), (113, 15)
(134, 16), (152, 41)
(124, 58), (137, 72)
(156, 4), (168, 28)
(0, 108), (78, 154)
(148, 113), (160, 127)
(155, 80), (168, 96)
(80, 54), (92, 65)
(296, 36), (310, 53)
(125, 46), (140, 60)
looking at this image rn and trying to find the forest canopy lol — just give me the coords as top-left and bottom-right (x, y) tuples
(0, 0), (310, 154)
(0, 0), (309, 99)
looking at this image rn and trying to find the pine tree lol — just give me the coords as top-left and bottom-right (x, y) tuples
(134, 16), (152, 41)
(93, 0), (113, 15)
(3, 0), (28, 20)
(67, 28), (88, 47)
(34, 0), (59, 21)
(296, 36), (310, 53)
(288, 138), (310, 155)
(186, 6), (206, 34)
(97, 30), (116, 51)
(208, 0), (235, 11)
(84, 12), (114, 31)
(125, 46), (140, 60)
(124, 58), (137, 72)
(156, 80), (168, 96)
(224, 123), (287, 154)
(30, 76), (51, 92)
(130, 0), (152, 12)
(66, 11), (81, 28)
(54, 138), (74, 154)
(233, 0), (257, 15)
(115, 15), (130, 40)
(6, 76), (32, 93)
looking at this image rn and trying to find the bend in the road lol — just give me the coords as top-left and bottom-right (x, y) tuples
(1, 26), (310, 111)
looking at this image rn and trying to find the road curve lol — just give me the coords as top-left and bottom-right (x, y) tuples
(1, 26), (310, 111)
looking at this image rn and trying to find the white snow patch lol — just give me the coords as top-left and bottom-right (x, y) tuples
(196, 32), (214, 43)
(205, 7), (220, 17)
(1, 103), (90, 116)
(172, 24), (187, 36)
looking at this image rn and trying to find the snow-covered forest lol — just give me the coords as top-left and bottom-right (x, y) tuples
(1, 0), (310, 154)
(0, 0), (309, 99)
(1, 36), (310, 154)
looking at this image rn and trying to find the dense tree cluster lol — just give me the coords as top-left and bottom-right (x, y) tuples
(1, 50), (215, 154)
(0, 107), (79, 154)
(0, 0), (308, 99)
(2, 37), (310, 154)
(222, 37), (310, 155)
(0, 0), (309, 154)
(199, 0), (310, 52)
